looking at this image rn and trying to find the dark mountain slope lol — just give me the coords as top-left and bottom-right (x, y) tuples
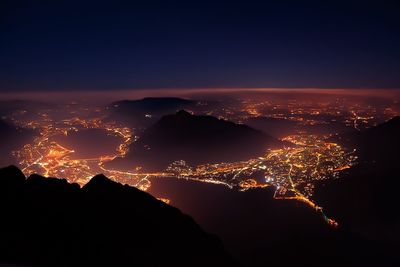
(0, 120), (34, 166)
(149, 177), (400, 267)
(111, 110), (286, 171)
(333, 116), (400, 163)
(244, 117), (299, 138)
(0, 166), (236, 267)
(315, 116), (400, 241)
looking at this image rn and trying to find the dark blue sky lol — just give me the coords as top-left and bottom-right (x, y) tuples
(1, 0), (400, 91)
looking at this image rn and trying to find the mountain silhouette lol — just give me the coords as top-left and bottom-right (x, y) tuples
(0, 166), (236, 267)
(149, 176), (399, 267)
(0, 120), (34, 166)
(332, 116), (400, 163)
(107, 97), (196, 128)
(110, 110), (287, 171)
(315, 116), (400, 242)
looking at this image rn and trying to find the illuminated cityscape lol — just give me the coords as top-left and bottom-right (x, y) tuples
(5, 92), (394, 227)
(2, 1), (400, 266)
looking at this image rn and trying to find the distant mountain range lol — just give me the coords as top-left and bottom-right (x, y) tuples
(0, 100), (53, 120)
(107, 97), (197, 128)
(110, 110), (287, 171)
(0, 165), (236, 267)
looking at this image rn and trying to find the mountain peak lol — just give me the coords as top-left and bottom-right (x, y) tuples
(0, 166), (236, 266)
(176, 109), (192, 117)
(82, 173), (119, 191)
(108, 97), (197, 128)
(112, 112), (284, 171)
(368, 115), (400, 133)
(334, 116), (400, 164)
(0, 165), (26, 188)
(386, 116), (400, 125)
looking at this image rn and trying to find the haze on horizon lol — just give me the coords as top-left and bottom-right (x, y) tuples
(1, 88), (400, 105)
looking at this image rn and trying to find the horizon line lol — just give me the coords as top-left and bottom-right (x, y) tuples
(1, 88), (399, 103)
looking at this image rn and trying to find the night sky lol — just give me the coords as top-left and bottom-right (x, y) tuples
(1, 0), (400, 91)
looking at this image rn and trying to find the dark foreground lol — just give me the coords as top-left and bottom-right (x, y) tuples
(0, 166), (236, 267)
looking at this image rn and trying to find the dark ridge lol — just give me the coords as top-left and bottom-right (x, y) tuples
(0, 120), (35, 166)
(332, 115), (400, 164)
(110, 111), (287, 171)
(83, 173), (120, 191)
(244, 116), (299, 138)
(0, 100), (53, 118)
(0, 166), (237, 267)
(175, 109), (192, 117)
(315, 116), (400, 243)
(107, 97), (197, 128)
(361, 115), (400, 136)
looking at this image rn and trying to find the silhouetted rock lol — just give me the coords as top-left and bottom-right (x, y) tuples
(111, 111), (287, 171)
(0, 166), (236, 267)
